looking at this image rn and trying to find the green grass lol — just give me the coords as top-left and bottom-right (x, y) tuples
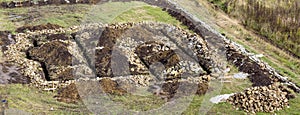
(0, 10), (18, 31)
(3, 82), (299, 115)
(0, 2), (188, 32)
(0, 0), (13, 2)
(0, 4), (91, 32)
(0, 84), (90, 114)
(110, 94), (166, 111)
(83, 1), (148, 24)
(183, 78), (251, 115)
(112, 5), (189, 30)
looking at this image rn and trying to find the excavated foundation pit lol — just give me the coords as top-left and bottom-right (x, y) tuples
(2, 22), (214, 102)
(1, 1), (299, 113)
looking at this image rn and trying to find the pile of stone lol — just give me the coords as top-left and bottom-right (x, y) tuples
(93, 22), (212, 78)
(227, 84), (292, 113)
(3, 26), (79, 88)
(2, 22), (213, 99)
(78, 22), (213, 98)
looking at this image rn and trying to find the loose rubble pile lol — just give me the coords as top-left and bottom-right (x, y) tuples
(76, 22), (213, 99)
(227, 84), (293, 113)
(3, 25), (80, 89)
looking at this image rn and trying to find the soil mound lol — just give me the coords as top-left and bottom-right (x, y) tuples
(55, 83), (81, 103)
(16, 23), (62, 33)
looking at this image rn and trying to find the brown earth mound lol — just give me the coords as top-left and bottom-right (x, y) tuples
(28, 41), (72, 66)
(16, 23), (62, 33)
(135, 41), (180, 69)
(99, 78), (127, 95)
(161, 81), (209, 99)
(226, 45), (275, 86)
(55, 83), (81, 103)
(55, 78), (127, 103)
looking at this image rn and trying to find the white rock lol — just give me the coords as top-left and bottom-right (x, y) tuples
(210, 93), (235, 104)
(255, 54), (264, 58)
(233, 72), (249, 79)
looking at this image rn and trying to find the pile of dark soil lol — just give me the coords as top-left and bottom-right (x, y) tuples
(55, 83), (80, 103)
(161, 81), (209, 99)
(226, 46), (276, 86)
(16, 23), (62, 33)
(55, 78), (127, 103)
(99, 78), (127, 95)
(28, 41), (73, 81)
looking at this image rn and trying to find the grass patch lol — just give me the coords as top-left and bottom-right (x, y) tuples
(111, 94), (166, 111)
(0, 4), (91, 31)
(112, 5), (189, 30)
(183, 78), (251, 115)
(0, 84), (90, 114)
(83, 1), (148, 24)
